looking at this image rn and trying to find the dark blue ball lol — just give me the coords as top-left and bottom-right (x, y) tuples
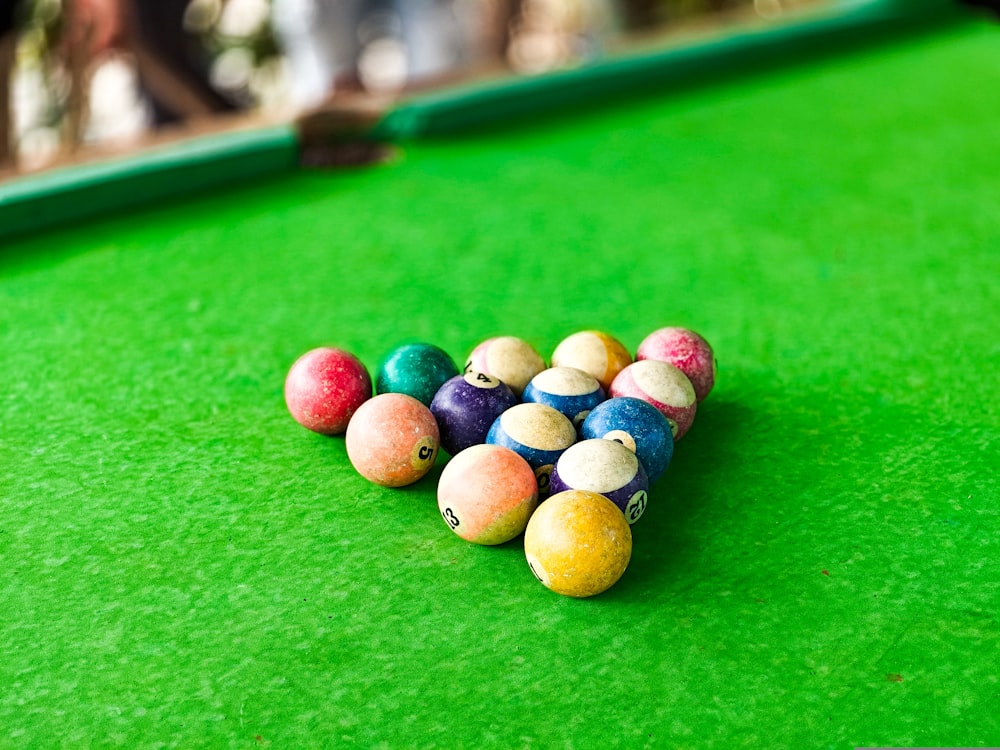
(430, 372), (518, 456)
(486, 403), (577, 496)
(580, 396), (674, 483)
(522, 366), (606, 429)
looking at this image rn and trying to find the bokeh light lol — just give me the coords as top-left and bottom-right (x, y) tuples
(1, 0), (831, 174)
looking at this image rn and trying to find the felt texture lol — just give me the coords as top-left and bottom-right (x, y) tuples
(1, 21), (998, 749)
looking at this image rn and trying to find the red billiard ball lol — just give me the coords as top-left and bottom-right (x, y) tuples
(345, 393), (440, 487)
(636, 327), (716, 402)
(284, 347), (372, 435)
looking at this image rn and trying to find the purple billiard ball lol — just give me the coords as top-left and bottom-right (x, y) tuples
(430, 371), (518, 456)
(549, 438), (650, 524)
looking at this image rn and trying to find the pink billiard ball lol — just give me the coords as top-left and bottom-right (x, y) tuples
(437, 444), (539, 545)
(609, 359), (697, 441)
(285, 347), (372, 435)
(636, 327), (716, 402)
(345, 393), (440, 487)
(464, 336), (546, 397)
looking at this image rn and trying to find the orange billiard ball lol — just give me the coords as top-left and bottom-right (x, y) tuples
(345, 393), (440, 487)
(550, 330), (632, 393)
(437, 443), (538, 545)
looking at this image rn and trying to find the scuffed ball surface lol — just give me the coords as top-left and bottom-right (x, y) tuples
(346, 393), (440, 487)
(285, 347), (372, 435)
(524, 489), (632, 598)
(437, 444), (539, 545)
(549, 438), (650, 524)
(610, 359), (697, 441)
(550, 331), (632, 392)
(465, 336), (546, 397)
(636, 327), (716, 402)
(376, 342), (459, 406)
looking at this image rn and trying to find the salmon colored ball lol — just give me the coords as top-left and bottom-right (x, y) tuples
(524, 489), (632, 598)
(464, 336), (546, 397)
(437, 444), (539, 545)
(345, 393), (440, 487)
(550, 331), (632, 392)
(285, 347), (372, 435)
(636, 327), (716, 402)
(610, 359), (697, 441)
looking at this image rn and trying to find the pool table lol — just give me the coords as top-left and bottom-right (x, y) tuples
(1, 1), (998, 747)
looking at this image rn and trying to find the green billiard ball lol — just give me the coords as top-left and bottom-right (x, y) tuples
(376, 342), (459, 406)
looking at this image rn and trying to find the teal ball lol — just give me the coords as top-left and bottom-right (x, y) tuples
(376, 343), (460, 406)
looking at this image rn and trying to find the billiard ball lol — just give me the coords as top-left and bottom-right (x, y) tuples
(284, 346), (372, 435)
(376, 342), (459, 406)
(524, 489), (632, 598)
(486, 402), (577, 496)
(609, 360), (697, 441)
(636, 327), (716, 402)
(580, 396), (674, 483)
(345, 393), (440, 487)
(522, 366), (606, 428)
(429, 371), (518, 456)
(437, 444), (538, 545)
(549, 438), (650, 525)
(464, 336), (546, 397)
(550, 330), (632, 392)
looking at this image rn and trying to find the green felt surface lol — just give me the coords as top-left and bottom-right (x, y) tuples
(2, 19), (999, 750)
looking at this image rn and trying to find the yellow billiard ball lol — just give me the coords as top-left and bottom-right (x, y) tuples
(524, 489), (632, 598)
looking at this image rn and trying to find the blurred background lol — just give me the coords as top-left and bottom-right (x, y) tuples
(0, 0), (826, 174)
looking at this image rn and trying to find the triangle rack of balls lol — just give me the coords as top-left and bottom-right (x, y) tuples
(284, 328), (716, 598)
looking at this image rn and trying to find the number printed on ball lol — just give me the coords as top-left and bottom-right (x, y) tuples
(411, 436), (438, 469)
(466, 371), (502, 389)
(442, 507), (460, 529)
(625, 490), (648, 523)
(535, 464), (554, 493)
